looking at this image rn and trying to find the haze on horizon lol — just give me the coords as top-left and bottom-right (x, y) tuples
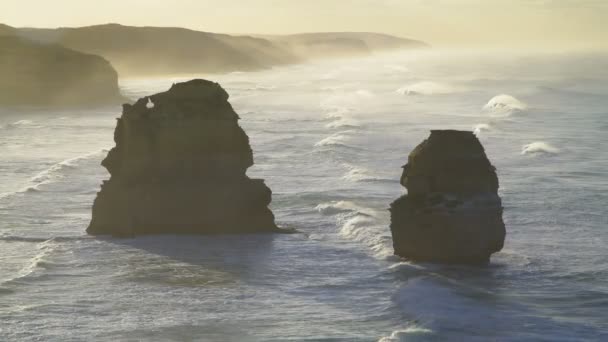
(3, 0), (607, 50)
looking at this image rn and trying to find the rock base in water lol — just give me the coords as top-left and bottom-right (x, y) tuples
(390, 130), (506, 264)
(87, 79), (279, 236)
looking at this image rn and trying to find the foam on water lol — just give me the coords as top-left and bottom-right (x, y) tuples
(317, 201), (393, 259)
(397, 81), (456, 95)
(522, 141), (560, 155)
(484, 94), (527, 114)
(326, 117), (361, 129)
(314, 131), (354, 148)
(378, 327), (434, 342)
(473, 123), (492, 136)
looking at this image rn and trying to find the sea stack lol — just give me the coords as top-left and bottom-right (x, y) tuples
(87, 79), (279, 236)
(389, 130), (506, 264)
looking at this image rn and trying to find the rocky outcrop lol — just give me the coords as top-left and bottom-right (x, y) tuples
(390, 130), (506, 264)
(0, 35), (124, 107)
(87, 79), (280, 236)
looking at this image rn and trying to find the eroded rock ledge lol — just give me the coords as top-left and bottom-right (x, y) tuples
(87, 79), (279, 236)
(390, 130), (506, 264)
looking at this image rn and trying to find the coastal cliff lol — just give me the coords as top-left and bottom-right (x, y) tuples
(87, 79), (279, 236)
(0, 35), (124, 107)
(390, 130), (506, 264)
(12, 24), (427, 76)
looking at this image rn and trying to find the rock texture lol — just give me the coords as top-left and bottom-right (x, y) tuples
(87, 79), (279, 236)
(0, 35), (124, 107)
(390, 130), (506, 264)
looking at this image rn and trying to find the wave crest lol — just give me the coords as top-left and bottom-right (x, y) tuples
(397, 81), (455, 96)
(316, 201), (392, 258)
(522, 141), (560, 155)
(484, 94), (527, 112)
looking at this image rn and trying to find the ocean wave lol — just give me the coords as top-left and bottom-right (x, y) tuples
(324, 106), (351, 120)
(397, 81), (455, 96)
(473, 123), (491, 136)
(0, 149), (106, 199)
(326, 118), (361, 129)
(342, 166), (395, 183)
(1, 238), (58, 286)
(314, 132), (354, 148)
(316, 201), (375, 216)
(0, 234), (86, 244)
(316, 201), (393, 258)
(484, 94), (527, 114)
(378, 327), (434, 342)
(9, 119), (36, 127)
(522, 141), (560, 155)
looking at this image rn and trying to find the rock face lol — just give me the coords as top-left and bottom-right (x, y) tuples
(390, 130), (506, 264)
(87, 79), (279, 236)
(0, 35), (124, 107)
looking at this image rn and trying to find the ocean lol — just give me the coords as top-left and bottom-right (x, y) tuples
(1, 49), (607, 341)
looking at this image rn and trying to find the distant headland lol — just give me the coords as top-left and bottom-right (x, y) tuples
(1, 23), (428, 77)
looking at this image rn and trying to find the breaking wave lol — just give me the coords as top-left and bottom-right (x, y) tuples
(0, 238), (59, 286)
(397, 81), (455, 96)
(316, 201), (393, 258)
(473, 123), (491, 136)
(326, 117), (361, 129)
(522, 141), (560, 155)
(314, 132), (354, 148)
(342, 165), (395, 183)
(484, 94), (527, 113)
(378, 327), (434, 342)
(0, 149), (106, 199)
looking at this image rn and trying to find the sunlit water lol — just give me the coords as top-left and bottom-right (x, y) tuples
(1, 50), (607, 341)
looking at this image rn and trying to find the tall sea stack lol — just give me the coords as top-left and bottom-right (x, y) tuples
(390, 130), (506, 264)
(87, 79), (279, 236)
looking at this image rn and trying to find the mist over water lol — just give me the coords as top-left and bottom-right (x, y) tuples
(1, 49), (607, 341)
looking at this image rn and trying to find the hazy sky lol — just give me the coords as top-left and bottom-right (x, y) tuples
(2, 0), (607, 48)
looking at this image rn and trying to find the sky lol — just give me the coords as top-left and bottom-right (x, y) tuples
(2, 0), (607, 48)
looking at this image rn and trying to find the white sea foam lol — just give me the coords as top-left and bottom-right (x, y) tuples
(324, 106), (351, 119)
(5, 119), (41, 129)
(326, 117), (361, 129)
(378, 327), (434, 342)
(473, 123), (491, 135)
(314, 132), (352, 148)
(522, 141), (560, 155)
(316, 201), (393, 258)
(1, 239), (58, 286)
(484, 94), (527, 113)
(1, 149), (106, 198)
(316, 201), (375, 216)
(397, 81), (455, 96)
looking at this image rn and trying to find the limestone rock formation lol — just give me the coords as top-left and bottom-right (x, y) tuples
(87, 79), (279, 236)
(0, 35), (124, 107)
(390, 130), (506, 264)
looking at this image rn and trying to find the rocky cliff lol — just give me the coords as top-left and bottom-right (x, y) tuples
(0, 35), (124, 107)
(390, 130), (506, 264)
(87, 79), (279, 236)
(13, 24), (427, 76)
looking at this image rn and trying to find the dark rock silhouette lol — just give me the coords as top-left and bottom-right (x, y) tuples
(87, 79), (280, 236)
(0, 35), (124, 107)
(390, 130), (506, 264)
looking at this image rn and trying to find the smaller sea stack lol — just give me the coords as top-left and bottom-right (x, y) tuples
(390, 130), (506, 264)
(88, 79), (279, 236)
